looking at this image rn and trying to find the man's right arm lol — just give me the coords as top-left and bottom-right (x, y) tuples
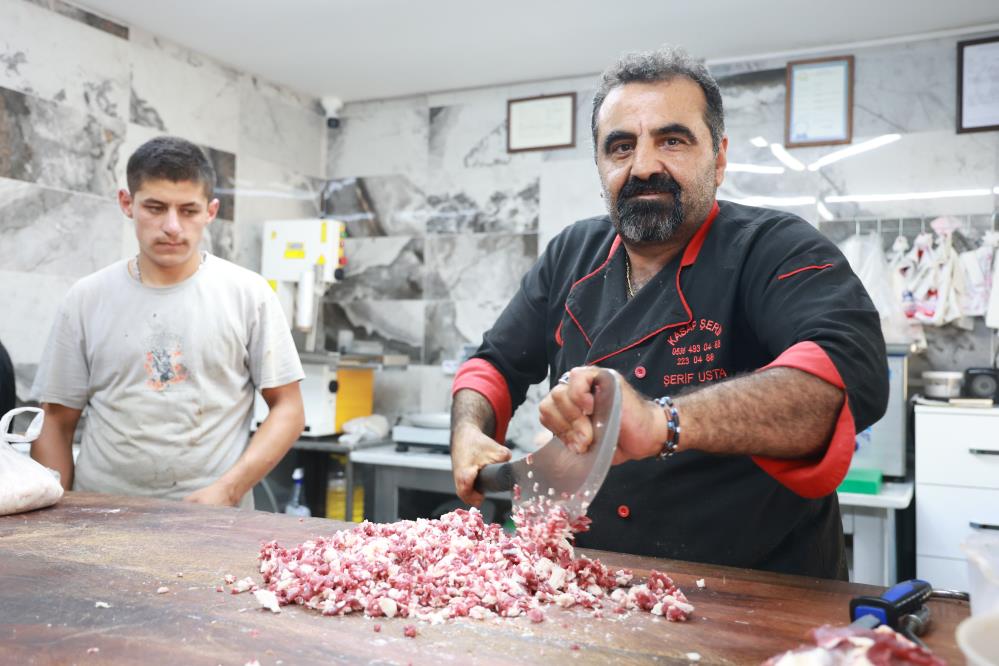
(450, 389), (510, 506)
(31, 403), (81, 490)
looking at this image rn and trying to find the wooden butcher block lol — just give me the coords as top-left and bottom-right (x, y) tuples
(0, 492), (968, 665)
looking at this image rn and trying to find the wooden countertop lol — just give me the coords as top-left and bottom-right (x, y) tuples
(0, 492), (968, 665)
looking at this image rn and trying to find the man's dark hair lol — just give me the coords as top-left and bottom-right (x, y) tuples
(591, 46), (725, 156)
(126, 136), (216, 199)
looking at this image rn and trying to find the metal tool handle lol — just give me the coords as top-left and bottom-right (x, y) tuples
(970, 521), (999, 531)
(474, 462), (514, 494)
(969, 448), (999, 456)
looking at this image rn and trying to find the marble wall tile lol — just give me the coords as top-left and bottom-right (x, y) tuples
(0, 269), (77, 398)
(429, 103), (541, 171)
(128, 27), (239, 83)
(0, 177), (124, 278)
(325, 175), (428, 237)
(238, 74), (325, 177)
(328, 96), (429, 179)
(424, 299), (507, 365)
(424, 166), (539, 234)
(370, 366), (423, 424)
(24, 0), (129, 38)
(203, 217), (234, 262)
(715, 66), (787, 151)
(129, 41), (240, 154)
(232, 154), (325, 272)
(425, 233), (538, 301)
(203, 145), (236, 221)
(323, 300), (425, 363)
(327, 236), (424, 301)
(506, 381), (550, 449)
(0, 1), (129, 122)
(418, 365), (455, 415)
(0, 86), (124, 197)
(538, 158), (605, 252)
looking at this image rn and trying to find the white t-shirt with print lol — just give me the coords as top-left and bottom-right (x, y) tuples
(32, 254), (304, 506)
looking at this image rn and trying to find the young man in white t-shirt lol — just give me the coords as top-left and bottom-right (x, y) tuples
(31, 136), (305, 508)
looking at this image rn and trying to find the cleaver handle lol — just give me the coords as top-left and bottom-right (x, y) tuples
(473, 462), (514, 494)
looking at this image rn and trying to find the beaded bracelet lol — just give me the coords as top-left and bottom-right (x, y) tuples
(653, 396), (680, 458)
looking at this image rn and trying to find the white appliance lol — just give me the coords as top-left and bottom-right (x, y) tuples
(851, 343), (909, 477)
(256, 219), (346, 437)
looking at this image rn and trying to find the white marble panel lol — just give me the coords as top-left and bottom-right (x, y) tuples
(853, 38), (956, 135)
(128, 27), (240, 84)
(328, 96), (429, 179)
(429, 102), (541, 172)
(325, 175), (428, 237)
(0, 87), (124, 198)
(425, 165), (539, 234)
(0, 0), (129, 122)
(425, 234), (537, 301)
(425, 299), (507, 365)
(539, 158), (605, 253)
(323, 300), (425, 363)
(0, 269), (77, 396)
(327, 236), (424, 301)
(232, 154), (325, 272)
(507, 381), (550, 450)
(0, 178), (124, 279)
(418, 364), (455, 415)
(129, 41), (240, 154)
(238, 75), (325, 177)
(542, 88), (597, 163)
(716, 66), (786, 150)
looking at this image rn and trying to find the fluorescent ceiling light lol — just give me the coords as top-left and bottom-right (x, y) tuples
(816, 201), (835, 221)
(807, 134), (902, 171)
(994, 186), (999, 195)
(731, 195), (816, 207)
(726, 163), (785, 174)
(750, 136), (769, 148)
(769, 144), (805, 171)
(825, 188), (992, 203)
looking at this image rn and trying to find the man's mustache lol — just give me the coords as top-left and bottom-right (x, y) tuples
(618, 174), (681, 200)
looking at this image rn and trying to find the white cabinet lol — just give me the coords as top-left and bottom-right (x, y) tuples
(915, 405), (999, 591)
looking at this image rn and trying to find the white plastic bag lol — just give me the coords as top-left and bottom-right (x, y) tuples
(0, 407), (64, 515)
(339, 414), (390, 445)
(838, 233), (911, 344)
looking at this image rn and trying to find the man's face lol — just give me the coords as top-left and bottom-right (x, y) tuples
(118, 179), (219, 269)
(595, 78), (727, 245)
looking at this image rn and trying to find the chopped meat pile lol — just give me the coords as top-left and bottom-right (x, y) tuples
(253, 500), (693, 624)
(763, 624), (947, 666)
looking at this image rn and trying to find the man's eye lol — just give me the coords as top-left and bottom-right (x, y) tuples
(145, 205), (164, 213)
(665, 137), (682, 146)
(612, 143), (633, 154)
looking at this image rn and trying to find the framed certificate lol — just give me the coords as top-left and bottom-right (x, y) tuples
(958, 35), (999, 133)
(507, 92), (576, 152)
(784, 56), (854, 148)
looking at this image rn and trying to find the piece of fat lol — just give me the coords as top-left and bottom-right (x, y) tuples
(253, 589), (282, 613)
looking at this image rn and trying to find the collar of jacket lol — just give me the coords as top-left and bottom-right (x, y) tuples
(564, 201), (721, 365)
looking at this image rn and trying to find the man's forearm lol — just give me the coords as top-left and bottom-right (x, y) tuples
(450, 389), (497, 440)
(30, 409), (78, 490)
(677, 367), (843, 459)
(217, 402), (303, 501)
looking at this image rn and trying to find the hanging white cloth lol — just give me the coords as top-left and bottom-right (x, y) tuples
(838, 232), (911, 344)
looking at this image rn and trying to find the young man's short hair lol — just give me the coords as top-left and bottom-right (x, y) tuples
(126, 136), (216, 199)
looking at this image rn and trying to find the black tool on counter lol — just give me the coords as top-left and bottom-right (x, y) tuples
(849, 579), (970, 648)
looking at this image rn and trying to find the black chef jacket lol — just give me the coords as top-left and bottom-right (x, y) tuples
(453, 200), (889, 579)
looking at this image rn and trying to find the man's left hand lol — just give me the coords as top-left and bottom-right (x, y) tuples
(184, 480), (241, 507)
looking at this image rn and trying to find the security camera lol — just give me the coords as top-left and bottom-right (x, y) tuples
(320, 96), (343, 129)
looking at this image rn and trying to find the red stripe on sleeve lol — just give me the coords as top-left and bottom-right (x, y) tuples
(751, 341), (855, 499)
(451, 358), (513, 443)
(777, 263), (833, 280)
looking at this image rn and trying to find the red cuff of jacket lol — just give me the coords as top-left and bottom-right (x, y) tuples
(751, 341), (855, 499)
(451, 358), (512, 443)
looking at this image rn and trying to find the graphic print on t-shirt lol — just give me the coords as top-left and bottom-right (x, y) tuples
(144, 323), (189, 391)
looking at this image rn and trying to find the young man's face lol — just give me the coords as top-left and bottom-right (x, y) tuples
(595, 77), (728, 245)
(118, 179), (219, 271)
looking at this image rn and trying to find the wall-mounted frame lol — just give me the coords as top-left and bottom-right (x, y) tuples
(957, 35), (999, 134)
(784, 55), (854, 148)
(507, 92), (576, 153)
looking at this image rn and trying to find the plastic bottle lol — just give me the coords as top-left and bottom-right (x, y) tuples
(326, 467), (346, 520)
(284, 467), (311, 517)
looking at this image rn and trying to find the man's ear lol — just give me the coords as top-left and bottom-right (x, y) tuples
(714, 135), (729, 187)
(206, 198), (220, 224)
(117, 189), (134, 218)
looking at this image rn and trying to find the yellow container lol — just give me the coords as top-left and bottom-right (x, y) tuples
(326, 484), (364, 522)
(334, 367), (374, 433)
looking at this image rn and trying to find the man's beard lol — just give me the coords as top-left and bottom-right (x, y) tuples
(608, 172), (685, 244)
(605, 171), (714, 245)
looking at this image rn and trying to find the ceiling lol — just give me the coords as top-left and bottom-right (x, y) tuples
(77, 0), (999, 103)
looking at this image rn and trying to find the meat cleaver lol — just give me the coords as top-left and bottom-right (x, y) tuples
(473, 368), (622, 522)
